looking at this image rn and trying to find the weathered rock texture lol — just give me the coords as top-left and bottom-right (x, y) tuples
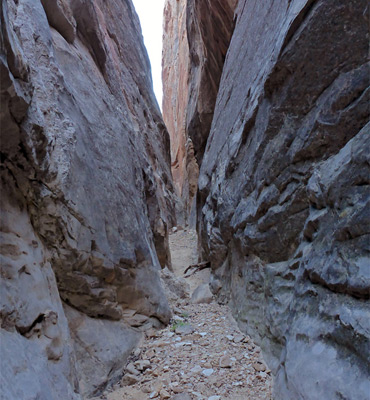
(162, 0), (192, 224)
(1, 0), (174, 398)
(162, 0), (236, 224)
(193, 0), (369, 399)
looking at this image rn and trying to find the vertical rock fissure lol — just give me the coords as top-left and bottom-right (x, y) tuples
(162, 0), (236, 226)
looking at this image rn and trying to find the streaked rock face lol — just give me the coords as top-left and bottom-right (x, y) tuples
(195, 0), (370, 399)
(162, 0), (192, 223)
(1, 0), (174, 397)
(162, 0), (236, 224)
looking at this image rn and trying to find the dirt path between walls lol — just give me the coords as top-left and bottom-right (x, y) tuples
(94, 230), (272, 400)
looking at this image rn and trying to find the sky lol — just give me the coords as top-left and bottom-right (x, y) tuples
(132, 0), (166, 109)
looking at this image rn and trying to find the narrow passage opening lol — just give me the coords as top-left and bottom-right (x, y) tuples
(95, 229), (272, 399)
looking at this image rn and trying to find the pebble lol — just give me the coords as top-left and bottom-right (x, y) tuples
(160, 389), (171, 399)
(219, 354), (232, 368)
(202, 368), (214, 377)
(134, 360), (150, 371)
(233, 334), (245, 343)
(190, 365), (202, 373)
(121, 374), (140, 385)
(252, 362), (266, 372)
(125, 363), (139, 376)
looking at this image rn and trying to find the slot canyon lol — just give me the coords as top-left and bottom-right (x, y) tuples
(0, 0), (369, 399)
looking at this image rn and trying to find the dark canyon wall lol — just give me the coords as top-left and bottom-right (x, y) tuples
(165, 0), (370, 399)
(0, 0), (174, 398)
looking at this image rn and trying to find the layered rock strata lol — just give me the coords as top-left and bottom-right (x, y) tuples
(162, 0), (236, 224)
(1, 0), (174, 398)
(195, 0), (370, 399)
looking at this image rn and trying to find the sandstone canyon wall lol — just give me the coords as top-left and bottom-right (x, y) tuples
(162, 0), (236, 224)
(0, 0), (175, 398)
(165, 0), (370, 399)
(162, 0), (192, 224)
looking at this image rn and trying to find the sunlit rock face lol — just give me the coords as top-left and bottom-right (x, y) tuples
(162, 0), (236, 225)
(162, 0), (192, 224)
(196, 0), (370, 399)
(0, 0), (175, 397)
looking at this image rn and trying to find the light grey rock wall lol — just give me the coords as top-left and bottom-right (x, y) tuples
(197, 0), (370, 398)
(1, 0), (175, 397)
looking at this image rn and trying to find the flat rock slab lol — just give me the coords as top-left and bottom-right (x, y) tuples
(175, 324), (195, 335)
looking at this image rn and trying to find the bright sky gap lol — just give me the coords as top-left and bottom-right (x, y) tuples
(132, 0), (166, 110)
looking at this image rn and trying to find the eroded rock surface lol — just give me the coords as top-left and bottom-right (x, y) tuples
(162, 0), (235, 225)
(1, 0), (174, 397)
(195, 0), (370, 399)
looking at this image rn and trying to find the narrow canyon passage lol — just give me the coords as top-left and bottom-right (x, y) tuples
(94, 230), (272, 400)
(1, 0), (368, 399)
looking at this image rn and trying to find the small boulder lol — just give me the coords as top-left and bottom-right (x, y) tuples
(191, 283), (213, 304)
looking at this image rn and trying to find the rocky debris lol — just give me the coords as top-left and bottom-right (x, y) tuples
(93, 231), (272, 400)
(1, 0), (174, 397)
(126, 363), (140, 376)
(194, 0), (370, 399)
(191, 284), (213, 304)
(160, 266), (191, 301)
(95, 302), (272, 400)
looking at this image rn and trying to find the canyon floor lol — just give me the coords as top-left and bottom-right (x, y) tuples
(95, 230), (272, 400)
